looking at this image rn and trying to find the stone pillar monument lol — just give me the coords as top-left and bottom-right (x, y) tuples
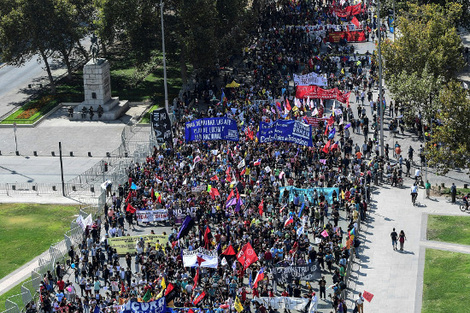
(71, 58), (129, 121)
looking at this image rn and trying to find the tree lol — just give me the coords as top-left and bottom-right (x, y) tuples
(381, 3), (464, 82)
(0, 0), (90, 90)
(426, 81), (470, 173)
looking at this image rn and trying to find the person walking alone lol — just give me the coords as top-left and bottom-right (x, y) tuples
(390, 228), (398, 251)
(399, 230), (407, 251)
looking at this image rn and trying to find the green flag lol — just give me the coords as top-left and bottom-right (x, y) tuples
(142, 289), (151, 302)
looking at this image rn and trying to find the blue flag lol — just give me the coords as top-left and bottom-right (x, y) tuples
(298, 202), (305, 218)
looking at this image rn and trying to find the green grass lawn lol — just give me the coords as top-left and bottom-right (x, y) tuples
(427, 215), (470, 245)
(422, 249), (470, 313)
(139, 104), (159, 124)
(0, 282), (24, 311)
(0, 203), (78, 280)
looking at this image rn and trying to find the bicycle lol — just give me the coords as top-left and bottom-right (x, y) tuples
(460, 202), (470, 212)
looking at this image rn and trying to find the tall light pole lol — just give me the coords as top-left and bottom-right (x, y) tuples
(393, 0), (396, 41)
(378, 0), (385, 157)
(160, 0), (169, 113)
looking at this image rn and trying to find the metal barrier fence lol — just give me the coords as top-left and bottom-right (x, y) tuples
(0, 124), (155, 313)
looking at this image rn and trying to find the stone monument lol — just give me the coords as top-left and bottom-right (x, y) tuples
(70, 37), (129, 120)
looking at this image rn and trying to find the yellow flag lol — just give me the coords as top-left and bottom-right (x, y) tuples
(234, 297), (244, 313)
(161, 277), (166, 290)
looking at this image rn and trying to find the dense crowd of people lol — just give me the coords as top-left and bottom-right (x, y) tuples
(33, 1), (395, 313)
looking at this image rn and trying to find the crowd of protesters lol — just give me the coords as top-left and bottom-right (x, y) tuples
(31, 1), (400, 313)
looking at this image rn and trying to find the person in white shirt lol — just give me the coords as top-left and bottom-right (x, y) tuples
(356, 292), (364, 313)
(411, 183), (418, 204)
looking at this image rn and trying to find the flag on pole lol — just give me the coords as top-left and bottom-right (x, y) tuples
(258, 199), (264, 216)
(254, 159), (261, 166)
(253, 267), (265, 288)
(222, 245), (237, 255)
(126, 203), (136, 214)
(363, 290), (374, 302)
(234, 297), (244, 313)
(298, 202), (305, 217)
(193, 291), (206, 305)
(284, 216), (294, 227)
(237, 242), (259, 269)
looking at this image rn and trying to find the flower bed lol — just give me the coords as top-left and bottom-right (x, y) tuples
(1, 95), (59, 124)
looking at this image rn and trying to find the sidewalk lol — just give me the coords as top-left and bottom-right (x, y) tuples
(345, 183), (469, 312)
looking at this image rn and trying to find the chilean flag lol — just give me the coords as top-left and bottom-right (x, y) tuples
(253, 267), (265, 288)
(284, 216), (294, 227)
(254, 159), (261, 166)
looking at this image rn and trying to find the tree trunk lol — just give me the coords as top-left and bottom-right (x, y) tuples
(61, 49), (73, 80)
(39, 48), (56, 93)
(101, 42), (107, 58)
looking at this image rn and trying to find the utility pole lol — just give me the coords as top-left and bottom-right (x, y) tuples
(59, 142), (65, 197)
(160, 0), (169, 114)
(378, 0), (385, 157)
(393, 0), (396, 41)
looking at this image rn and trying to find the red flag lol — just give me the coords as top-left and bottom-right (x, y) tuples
(236, 188), (240, 200)
(328, 115), (335, 126)
(240, 168), (246, 175)
(322, 140), (331, 154)
(285, 99), (292, 111)
(227, 189), (235, 201)
(164, 283), (174, 296)
(126, 203), (136, 214)
(226, 166), (231, 177)
(125, 191), (132, 203)
(204, 226), (212, 247)
(210, 187), (220, 197)
(121, 281), (125, 294)
(237, 242), (259, 269)
(150, 187), (155, 201)
(193, 291), (206, 305)
(193, 268), (200, 288)
(258, 199), (264, 216)
(210, 175), (219, 181)
(362, 290), (374, 302)
(351, 16), (360, 27)
(222, 245), (237, 256)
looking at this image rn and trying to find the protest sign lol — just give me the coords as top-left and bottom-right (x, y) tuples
(151, 108), (173, 146)
(258, 120), (313, 147)
(183, 248), (218, 268)
(272, 263), (321, 283)
(296, 86), (351, 104)
(185, 118), (239, 142)
(293, 72), (327, 87)
(109, 234), (168, 255)
(121, 298), (166, 313)
(279, 186), (340, 204)
(252, 297), (310, 311)
(136, 210), (168, 223)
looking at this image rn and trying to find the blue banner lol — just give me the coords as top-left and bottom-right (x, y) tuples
(121, 299), (166, 313)
(185, 118), (239, 142)
(258, 120), (313, 147)
(279, 186), (339, 204)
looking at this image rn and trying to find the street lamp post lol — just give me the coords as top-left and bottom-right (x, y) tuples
(377, 0), (385, 157)
(160, 0), (169, 114)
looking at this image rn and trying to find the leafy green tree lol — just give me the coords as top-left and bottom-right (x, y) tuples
(426, 81), (470, 173)
(382, 3), (464, 81)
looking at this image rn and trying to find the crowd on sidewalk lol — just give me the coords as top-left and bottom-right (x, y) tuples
(31, 1), (401, 313)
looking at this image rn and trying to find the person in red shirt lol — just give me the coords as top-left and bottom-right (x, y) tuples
(57, 279), (65, 292)
(252, 287), (259, 298)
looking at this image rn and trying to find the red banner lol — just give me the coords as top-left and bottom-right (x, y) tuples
(327, 31), (366, 43)
(237, 242), (259, 269)
(303, 117), (328, 127)
(296, 86), (351, 104)
(333, 3), (364, 17)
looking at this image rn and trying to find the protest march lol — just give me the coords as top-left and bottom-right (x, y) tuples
(33, 1), (385, 313)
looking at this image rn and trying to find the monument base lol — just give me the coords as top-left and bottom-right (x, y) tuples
(70, 98), (129, 121)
